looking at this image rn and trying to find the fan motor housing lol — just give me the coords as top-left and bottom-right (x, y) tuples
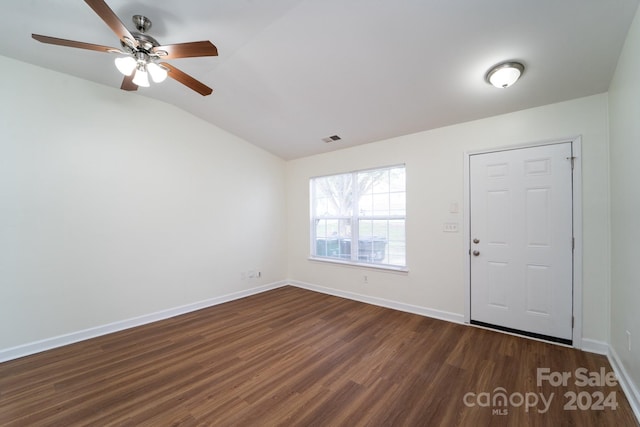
(131, 32), (160, 51)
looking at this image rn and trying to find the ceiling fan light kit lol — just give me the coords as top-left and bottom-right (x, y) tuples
(486, 61), (525, 88)
(132, 63), (150, 87)
(114, 16), (168, 87)
(147, 62), (168, 83)
(115, 48), (168, 86)
(32, 0), (218, 96)
(114, 56), (136, 75)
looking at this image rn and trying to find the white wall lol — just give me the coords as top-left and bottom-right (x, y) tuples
(0, 56), (287, 351)
(0, 51), (621, 365)
(287, 94), (611, 344)
(608, 4), (640, 402)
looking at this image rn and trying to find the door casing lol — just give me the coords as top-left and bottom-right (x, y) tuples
(463, 136), (583, 349)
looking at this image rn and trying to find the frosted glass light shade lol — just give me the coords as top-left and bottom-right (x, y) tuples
(114, 56), (137, 76)
(147, 62), (168, 83)
(486, 62), (524, 88)
(132, 68), (150, 87)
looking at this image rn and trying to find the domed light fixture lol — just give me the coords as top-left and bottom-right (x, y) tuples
(486, 61), (525, 88)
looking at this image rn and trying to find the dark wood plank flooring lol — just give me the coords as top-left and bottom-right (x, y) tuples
(0, 286), (637, 426)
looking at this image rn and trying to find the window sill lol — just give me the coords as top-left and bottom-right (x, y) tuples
(307, 256), (409, 273)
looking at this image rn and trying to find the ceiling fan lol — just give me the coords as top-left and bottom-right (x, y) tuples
(32, 0), (218, 96)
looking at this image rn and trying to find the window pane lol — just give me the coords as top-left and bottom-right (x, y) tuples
(389, 167), (405, 192)
(388, 220), (406, 265)
(386, 240), (406, 266)
(390, 192), (406, 216)
(371, 170), (390, 194)
(313, 173), (354, 216)
(359, 220), (374, 239)
(358, 219), (388, 263)
(311, 165), (406, 268)
(357, 171), (374, 196)
(314, 218), (351, 260)
(359, 194), (373, 216)
(388, 219), (405, 241)
(372, 194), (390, 216)
(358, 219), (389, 239)
(314, 195), (329, 216)
(358, 219), (406, 265)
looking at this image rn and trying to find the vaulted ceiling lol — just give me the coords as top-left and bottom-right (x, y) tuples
(1, 0), (637, 159)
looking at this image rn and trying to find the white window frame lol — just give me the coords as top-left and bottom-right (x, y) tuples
(309, 164), (407, 271)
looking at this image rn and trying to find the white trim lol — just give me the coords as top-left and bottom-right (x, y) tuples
(310, 165), (407, 270)
(580, 338), (609, 355)
(288, 280), (464, 324)
(609, 346), (640, 423)
(463, 151), (471, 323)
(309, 163), (406, 180)
(463, 136), (584, 348)
(307, 256), (409, 273)
(572, 137), (584, 349)
(0, 281), (288, 363)
(464, 135), (583, 156)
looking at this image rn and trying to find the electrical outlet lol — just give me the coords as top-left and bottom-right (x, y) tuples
(363, 275), (368, 284)
(443, 222), (459, 232)
(627, 330), (631, 352)
(257, 271), (262, 278)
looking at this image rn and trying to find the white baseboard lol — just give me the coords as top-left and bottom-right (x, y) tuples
(581, 338), (609, 355)
(0, 281), (288, 363)
(609, 346), (640, 423)
(288, 280), (465, 324)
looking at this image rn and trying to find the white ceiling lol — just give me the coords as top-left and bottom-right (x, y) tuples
(1, 0), (637, 159)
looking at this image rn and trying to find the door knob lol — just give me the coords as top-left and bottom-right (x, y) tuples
(473, 250), (480, 256)
(473, 238), (480, 244)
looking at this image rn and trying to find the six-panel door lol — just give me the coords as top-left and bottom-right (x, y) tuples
(470, 143), (573, 341)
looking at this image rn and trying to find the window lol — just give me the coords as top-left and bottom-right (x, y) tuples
(310, 165), (406, 269)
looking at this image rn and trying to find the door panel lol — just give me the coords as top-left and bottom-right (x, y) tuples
(470, 143), (573, 342)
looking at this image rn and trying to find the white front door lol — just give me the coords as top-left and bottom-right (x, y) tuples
(469, 143), (574, 342)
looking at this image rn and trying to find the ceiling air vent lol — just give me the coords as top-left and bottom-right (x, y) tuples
(322, 135), (342, 143)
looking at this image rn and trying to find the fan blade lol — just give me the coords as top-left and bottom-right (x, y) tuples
(32, 34), (119, 53)
(84, 0), (137, 46)
(153, 41), (218, 59)
(161, 63), (213, 96)
(121, 74), (138, 91)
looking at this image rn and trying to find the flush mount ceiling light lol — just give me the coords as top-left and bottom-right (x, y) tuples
(485, 61), (525, 88)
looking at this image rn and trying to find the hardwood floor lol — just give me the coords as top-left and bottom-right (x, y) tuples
(0, 286), (637, 426)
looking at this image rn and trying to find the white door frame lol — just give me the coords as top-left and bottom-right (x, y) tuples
(463, 136), (583, 349)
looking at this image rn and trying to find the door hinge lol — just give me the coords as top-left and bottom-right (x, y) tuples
(572, 237), (575, 250)
(566, 156), (576, 170)
(572, 316), (575, 328)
